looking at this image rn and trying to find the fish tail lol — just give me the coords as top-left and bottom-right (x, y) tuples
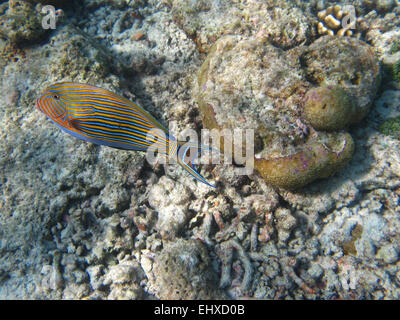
(176, 142), (217, 188)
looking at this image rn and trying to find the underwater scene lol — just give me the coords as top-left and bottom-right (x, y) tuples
(0, 0), (400, 300)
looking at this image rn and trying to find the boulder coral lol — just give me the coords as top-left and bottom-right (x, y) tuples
(304, 85), (356, 131)
(254, 133), (355, 190)
(300, 36), (381, 122)
(196, 35), (379, 189)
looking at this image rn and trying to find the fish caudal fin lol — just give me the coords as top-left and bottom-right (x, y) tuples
(176, 143), (217, 188)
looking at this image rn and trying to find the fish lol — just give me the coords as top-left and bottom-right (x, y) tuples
(35, 82), (216, 188)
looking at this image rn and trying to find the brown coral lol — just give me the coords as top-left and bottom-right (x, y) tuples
(196, 35), (379, 189)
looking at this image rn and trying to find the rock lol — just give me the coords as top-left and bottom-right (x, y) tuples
(148, 176), (193, 238)
(151, 239), (224, 299)
(376, 244), (399, 264)
(307, 262), (324, 280)
(168, 0), (313, 52)
(0, 1), (48, 46)
(275, 208), (297, 243)
(104, 264), (136, 285)
(86, 265), (104, 291)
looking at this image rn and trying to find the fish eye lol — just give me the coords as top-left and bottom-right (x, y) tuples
(53, 95), (60, 100)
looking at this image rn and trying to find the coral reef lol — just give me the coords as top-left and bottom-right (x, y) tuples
(27, 0), (70, 7)
(254, 133), (355, 190)
(47, 25), (128, 83)
(196, 34), (378, 189)
(148, 176), (193, 239)
(391, 39), (400, 53)
(383, 53), (400, 84)
(1, 0), (400, 301)
(363, 0), (398, 13)
(0, 10), (144, 299)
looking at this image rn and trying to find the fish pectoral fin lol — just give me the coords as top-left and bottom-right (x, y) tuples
(66, 118), (82, 130)
(53, 109), (68, 122)
(54, 109), (76, 130)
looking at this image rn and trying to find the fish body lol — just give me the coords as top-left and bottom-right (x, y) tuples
(35, 82), (215, 187)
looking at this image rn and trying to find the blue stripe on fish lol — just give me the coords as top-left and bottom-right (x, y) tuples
(36, 82), (216, 188)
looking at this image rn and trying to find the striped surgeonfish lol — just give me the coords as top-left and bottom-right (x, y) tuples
(35, 82), (216, 188)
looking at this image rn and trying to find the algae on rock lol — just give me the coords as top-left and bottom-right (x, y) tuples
(379, 115), (400, 139)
